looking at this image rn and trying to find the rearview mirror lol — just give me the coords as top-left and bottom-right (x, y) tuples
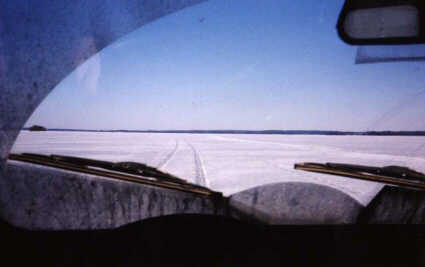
(338, 0), (425, 45)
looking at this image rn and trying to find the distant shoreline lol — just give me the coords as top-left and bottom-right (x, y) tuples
(21, 128), (425, 136)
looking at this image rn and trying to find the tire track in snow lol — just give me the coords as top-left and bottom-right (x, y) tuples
(186, 141), (208, 187)
(156, 140), (179, 169)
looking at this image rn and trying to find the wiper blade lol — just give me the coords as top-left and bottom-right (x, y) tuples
(294, 162), (425, 190)
(49, 154), (189, 185)
(325, 163), (425, 181)
(8, 153), (221, 197)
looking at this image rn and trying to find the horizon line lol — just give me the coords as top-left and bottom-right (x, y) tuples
(23, 127), (425, 134)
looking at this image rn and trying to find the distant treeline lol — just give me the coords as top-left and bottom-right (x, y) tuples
(22, 128), (425, 136)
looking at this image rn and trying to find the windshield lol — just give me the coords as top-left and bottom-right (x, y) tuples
(11, 0), (425, 206)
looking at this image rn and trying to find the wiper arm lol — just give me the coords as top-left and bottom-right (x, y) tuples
(294, 162), (425, 190)
(8, 153), (221, 197)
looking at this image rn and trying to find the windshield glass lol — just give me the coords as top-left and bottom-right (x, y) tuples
(11, 0), (425, 206)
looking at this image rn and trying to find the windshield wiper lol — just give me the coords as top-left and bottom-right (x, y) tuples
(8, 153), (221, 197)
(294, 162), (425, 190)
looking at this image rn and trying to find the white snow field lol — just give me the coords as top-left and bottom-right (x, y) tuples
(11, 131), (425, 205)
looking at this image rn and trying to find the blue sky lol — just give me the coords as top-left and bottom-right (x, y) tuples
(26, 0), (425, 131)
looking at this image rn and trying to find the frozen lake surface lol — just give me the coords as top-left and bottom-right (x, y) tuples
(11, 131), (425, 206)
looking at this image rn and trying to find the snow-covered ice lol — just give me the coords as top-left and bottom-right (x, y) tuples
(11, 131), (425, 206)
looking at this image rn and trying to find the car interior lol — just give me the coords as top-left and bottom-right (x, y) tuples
(2, 0), (425, 266)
